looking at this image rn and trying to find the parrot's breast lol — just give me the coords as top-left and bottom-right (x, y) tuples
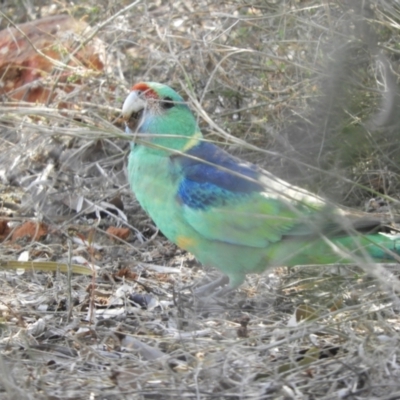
(128, 146), (199, 251)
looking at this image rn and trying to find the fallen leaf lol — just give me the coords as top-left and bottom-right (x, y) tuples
(0, 219), (10, 241)
(11, 221), (48, 242)
(106, 227), (130, 241)
(0, 15), (107, 104)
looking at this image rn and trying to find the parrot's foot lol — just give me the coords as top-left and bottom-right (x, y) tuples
(176, 275), (233, 312)
(188, 275), (235, 313)
(193, 275), (230, 297)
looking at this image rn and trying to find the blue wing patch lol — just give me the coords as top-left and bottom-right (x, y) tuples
(173, 142), (263, 210)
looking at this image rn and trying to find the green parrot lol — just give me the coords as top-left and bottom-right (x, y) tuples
(122, 82), (400, 291)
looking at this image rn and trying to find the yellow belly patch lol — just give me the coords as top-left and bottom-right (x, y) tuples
(176, 235), (196, 250)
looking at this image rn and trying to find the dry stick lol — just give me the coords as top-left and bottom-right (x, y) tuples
(87, 228), (98, 326)
(45, 0), (144, 105)
(66, 238), (74, 323)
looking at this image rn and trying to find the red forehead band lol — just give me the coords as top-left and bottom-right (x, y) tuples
(131, 83), (158, 99)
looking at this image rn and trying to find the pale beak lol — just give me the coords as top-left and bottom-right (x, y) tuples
(122, 91), (146, 119)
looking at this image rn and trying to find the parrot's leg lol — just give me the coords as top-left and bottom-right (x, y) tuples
(193, 275), (230, 297)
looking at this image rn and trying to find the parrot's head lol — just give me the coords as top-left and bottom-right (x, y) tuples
(122, 82), (202, 152)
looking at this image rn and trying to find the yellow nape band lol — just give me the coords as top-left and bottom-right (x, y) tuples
(181, 131), (202, 152)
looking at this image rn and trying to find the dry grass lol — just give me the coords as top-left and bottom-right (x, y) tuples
(1, 0), (400, 398)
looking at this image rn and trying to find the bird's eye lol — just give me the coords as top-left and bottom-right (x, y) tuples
(161, 96), (175, 109)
